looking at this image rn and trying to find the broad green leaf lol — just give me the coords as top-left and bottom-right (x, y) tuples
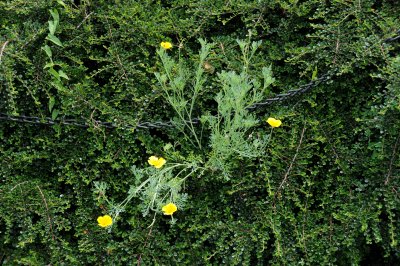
(41, 45), (52, 58)
(50, 9), (59, 25)
(58, 70), (69, 80)
(46, 34), (63, 47)
(48, 67), (60, 80)
(56, 0), (67, 8)
(44, 62), (54, 69)
(48, 21), (57, 35)
(51, 81), (66, 92)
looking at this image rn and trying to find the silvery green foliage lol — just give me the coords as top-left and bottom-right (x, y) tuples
(157, 39), (275, 178)
(116, 39), (276, 216)
(100, 162), (198, 218)
(156, 39), (276, 181)
(129, 164), (192, 217)
(203, 40), (274, 179)
(155, 39), (214, 149)
(93, 39), (275, 219)
(205, 68), (273, 179)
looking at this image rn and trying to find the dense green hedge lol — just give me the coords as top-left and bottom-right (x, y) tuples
(1, 0), (399, 264)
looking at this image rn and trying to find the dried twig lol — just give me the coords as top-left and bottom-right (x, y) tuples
(76, 11), (93, 29)
(385, 133), (400, 185)
(333, 27), (341, 65)
(37, 185), (55, 241)
(137, 213), (157, 265)
(278, 126), (307, 191)
(0, 40), (9, 64)
(10, 181), (29, 192)
(104, 17), (127, 80)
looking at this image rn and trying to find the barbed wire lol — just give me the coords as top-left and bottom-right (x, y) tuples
(0, 72), (333, 130)
(0, 113), (175, 129)
(0, 69), (337, 131)
(1, 29), (398, 130)
(384, 29), (400, 43)
(246, 72), (333, 110)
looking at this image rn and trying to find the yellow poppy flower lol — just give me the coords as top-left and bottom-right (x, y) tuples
(148, 156), (166, 169)
(160, 41), (173, 49)
(266, 117), (282, 128)
(97, 215), (113, 228)
(162, 203), (177, 215)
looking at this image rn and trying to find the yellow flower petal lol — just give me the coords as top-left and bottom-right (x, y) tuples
(162, 203), (177, 215)
(160, 41), (173, 49)
(266, 117), (282, 128)
(148, 156), (158, 165)
(148, 156), (166, 169)
(97, 215), (113, 228)
(154, 157), (166, 168)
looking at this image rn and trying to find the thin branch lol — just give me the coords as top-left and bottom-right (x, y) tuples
(137, 214), (156, 266)
(76, 12), (93, 29)
(10, 181), (29, 192)
(319, 124), (347, 174)
(37, 185), (55, 241)
(0, 40), (10, 64)
(278, 126), (307, 191)
(385, 133), (400, 185)
(333, 35), (340, 65)
(104, 17), (127, 80)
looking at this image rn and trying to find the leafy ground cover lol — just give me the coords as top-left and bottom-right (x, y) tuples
(1, 0), (399, 265)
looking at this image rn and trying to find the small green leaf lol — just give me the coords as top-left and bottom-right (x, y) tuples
(312, 66), (318, 81)
(251, 40), (262, 53)
(51, 109), (60, 120)
(51, 81), (66, 92)
(262, 65), (275, 90)
(56, 0), (67, 8)
(48, 21), (57, 35)
(48, 67), (60, 80)
(46, 34), (63, 47)
(163, 143), (173, 151)
(49, 97), (55, 112)
(41, 45), (52, 58)
(44, 62), (55, 69)
(58, 70), (69, 80)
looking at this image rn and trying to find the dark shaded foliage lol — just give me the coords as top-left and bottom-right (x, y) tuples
(1, 0), (399, 264)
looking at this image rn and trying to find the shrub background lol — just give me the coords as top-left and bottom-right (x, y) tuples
(1, 0), (399, 264)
